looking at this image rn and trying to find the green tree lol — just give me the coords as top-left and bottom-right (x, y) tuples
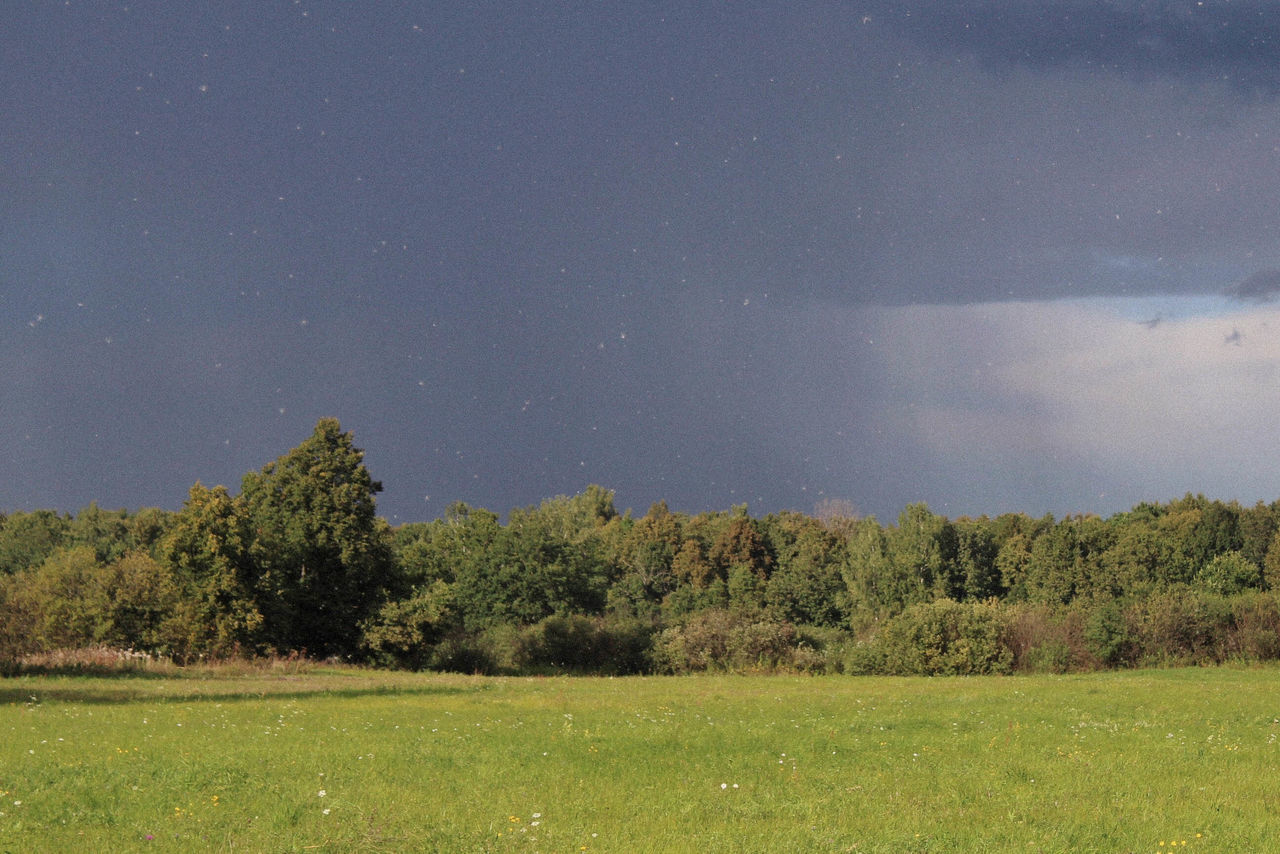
(0, 509), (70, 575)
(160, 482), (262, 659)
(4, 546), (103, 650)
(1101, 524), (1163, 598)
(994, 532), (1033, 601)
(1197, 551), (1262, 595)
(710, 516), (773, 613)
(953, 518), (1002, 601)
(240, 418), (395, 657)
(886, 504), (956, 606)
(68, 503), (132, 564)
(762, 512), (849, 626)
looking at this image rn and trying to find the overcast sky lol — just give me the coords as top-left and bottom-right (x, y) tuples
(6, 1), (1280, 523)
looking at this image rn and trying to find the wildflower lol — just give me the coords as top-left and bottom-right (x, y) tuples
(318, 790), (326, 798)
(322, 808), (330, 816)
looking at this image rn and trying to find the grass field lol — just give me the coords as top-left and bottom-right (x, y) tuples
(1, 665), (1276, 852)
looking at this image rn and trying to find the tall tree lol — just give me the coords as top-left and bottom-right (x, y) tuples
(0, 509), (70, 575)
(161, 483), (262, 659)
(240, 418), (394, 657)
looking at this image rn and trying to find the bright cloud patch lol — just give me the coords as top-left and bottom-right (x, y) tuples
(861, 298), (1280, 513)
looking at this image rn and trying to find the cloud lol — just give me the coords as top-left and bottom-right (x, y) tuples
(884, 1), (1280, 92)
(1228, 269), (1280, 302)
(858, 298), (1280, 513)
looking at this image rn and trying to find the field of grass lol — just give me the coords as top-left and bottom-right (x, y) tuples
(1, 665), (1277, 852)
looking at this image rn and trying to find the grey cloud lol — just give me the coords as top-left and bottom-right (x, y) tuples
(880, 1), (1280, 92)
(1227, 269), (1280, 302)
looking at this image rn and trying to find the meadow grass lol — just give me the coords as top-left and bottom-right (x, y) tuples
(0, 665), (1275, 852)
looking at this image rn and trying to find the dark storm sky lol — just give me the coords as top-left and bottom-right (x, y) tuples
(7, 1), (1280, 523)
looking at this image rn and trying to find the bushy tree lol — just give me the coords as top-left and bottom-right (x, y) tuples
(160, 483), (262, 659)
(240, 418), (395, 657)
(1, 546), (181, 654)
(0, 509), (70, 575)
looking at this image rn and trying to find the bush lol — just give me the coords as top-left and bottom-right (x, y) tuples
(1003, 603), (1100, 673)
(1228, 591), (1280, 662)
(360, 580), (455, 669)
(1084, 600), (1136, 668)
(1020, 639), (1073, 674)
(841, 639), (887, 675)
(794, 625), (856, 674)
(1197, 551), (1263, 595)
(512, 615), (654, 674)
(1131, 587), (1234, 666)
(427, 630), (501, 675)
(653, 610), (805, 674)
(875, 599), (1013, 676)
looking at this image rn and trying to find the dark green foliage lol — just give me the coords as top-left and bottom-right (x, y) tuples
(450, 506), (607, 631)
(239, 418), (395, 657)
(762, 512), (850, 627)
(874, 599), (1013, 676)
(652, 609), (801, 674)
(1083, 600), (1135, 667)
(0, 509), (69, 575)
(953, 519), (1003, 601)
(360, 580), (454, 669)
(161, 483), (262, 659)
(13, 426), (1280, 677)
(512, 614), (654, 674)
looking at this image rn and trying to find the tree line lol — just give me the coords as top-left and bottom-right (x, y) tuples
(5, 418), (1280, 675)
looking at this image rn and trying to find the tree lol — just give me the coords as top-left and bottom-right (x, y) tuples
(710, 516), (773, 613)
(0, 509), (70, 575)
(1197, 551), (1262, 595)
(160, 482), (262, 659)
(762, 512), (849, 626)
(995, 532), (1033, 601)
(887, 504), (956, 606)
(841, 516), (896, 621)
(610, 501), (683, 615)
(240, 418), (394, 657)
(68, 503), (132, 564)
(4, 546), (103, 650)
(953, 519), (1002, 601)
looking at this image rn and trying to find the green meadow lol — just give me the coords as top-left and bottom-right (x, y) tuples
(1, 666), (1276, 853)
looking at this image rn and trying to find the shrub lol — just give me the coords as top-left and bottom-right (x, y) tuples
(1227, 591), (1280, 661)
(841, 639), (887, 675)
(1084, 599), (1136, 668)
(513, 614), (656, 675)
(875, 599), (1013, 676)
(1131, 587), (1234, 666)
(794, 625), (856, 674)
(1197, 551), (1263, 595)
(1020, 638), (1072, 674)
(427, 630), (500, 675)
(360, 580), (455, 669)
(652, 610), (804, 674)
